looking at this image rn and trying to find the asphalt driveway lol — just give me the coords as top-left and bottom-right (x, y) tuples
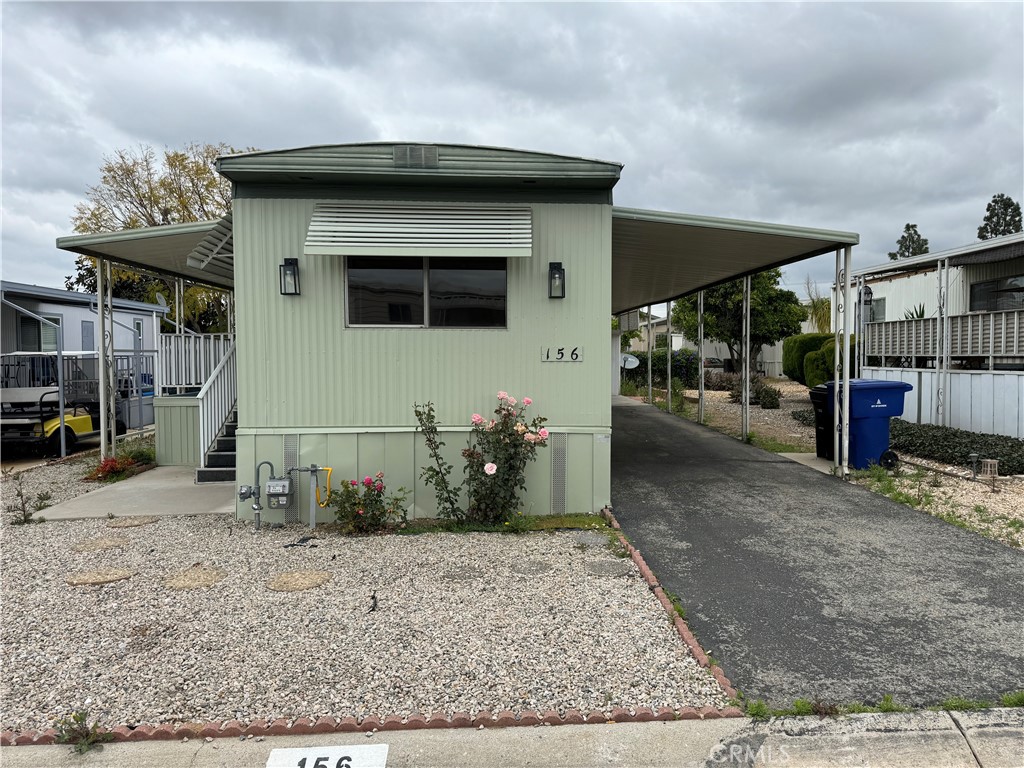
(610, 397), (1024, 707)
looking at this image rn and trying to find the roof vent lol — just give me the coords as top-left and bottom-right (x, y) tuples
(393, 145), (438, 169)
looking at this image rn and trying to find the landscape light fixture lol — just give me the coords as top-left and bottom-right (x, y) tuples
(548, 262), (565, 299)
(279, 258), (300, 296)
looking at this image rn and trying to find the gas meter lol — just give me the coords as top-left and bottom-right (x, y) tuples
(265, 477), (293, 509)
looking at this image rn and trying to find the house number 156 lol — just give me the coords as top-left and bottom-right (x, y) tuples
(542, 346), (583, 362)
(296, 758), (351, 768)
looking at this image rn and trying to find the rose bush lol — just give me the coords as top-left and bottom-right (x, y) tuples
(326, 471), (409, 534)
(415, 392), (549, 524)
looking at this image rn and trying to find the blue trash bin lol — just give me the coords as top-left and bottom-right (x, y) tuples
(824, 379), (913, 469)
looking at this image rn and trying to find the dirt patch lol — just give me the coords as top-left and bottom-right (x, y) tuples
(266, 570), (332, 592)
(164, 565), (228, 590)
(71, 536), (130, 553)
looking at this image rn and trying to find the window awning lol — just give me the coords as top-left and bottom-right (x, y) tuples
(305, 204), (533, 258)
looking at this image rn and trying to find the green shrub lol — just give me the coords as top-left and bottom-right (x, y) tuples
(622, 349), (700, 389)
(804, 349), (830, 389)
(783, 333), (833, 383)
(889, 419), (1024, 475)
(326, 471), (409, 534)
(705, 371), (738, 391)
(55, 709), (113, 754)
(759, 385), (781, 409)
(791, 409), (816, 427)
(728, 375), (780, 407)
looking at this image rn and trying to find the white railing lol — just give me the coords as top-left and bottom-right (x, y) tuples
(158, 333), (235, 393)
(863, 310), (1023, 361)
(197, 343), (236, 465)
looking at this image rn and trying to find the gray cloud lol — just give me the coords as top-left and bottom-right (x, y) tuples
(1, 1), (1020, 296)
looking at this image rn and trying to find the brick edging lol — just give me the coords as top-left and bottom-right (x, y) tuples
(599, 506), (740, 702)
(2, 511), (744, 747)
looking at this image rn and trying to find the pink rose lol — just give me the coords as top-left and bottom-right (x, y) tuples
(350, 479), (358, 486)
(497, 391), (508, 400)
(524, 433), (537, 443)
(487, 419), (496, 430)
(538, 428), (549, 439)
(363, 476), (373, 487)
(507, 396), (517, 406)
(375, 481), (383, 492)
(357, 509), (364, 515)
(484, 462), (497, 476)
(375, 471), (384, 479)
(471, 413), (484, 425)
(523, 397), (532, 406)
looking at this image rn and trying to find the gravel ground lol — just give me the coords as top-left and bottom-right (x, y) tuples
(0, 516), (728, 733)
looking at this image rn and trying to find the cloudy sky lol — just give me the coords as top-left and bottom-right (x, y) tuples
(2, 1), (1022, 298)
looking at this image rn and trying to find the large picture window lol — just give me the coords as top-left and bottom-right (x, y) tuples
(347, 257), (506, 328)
(969, 275), (1024, 312)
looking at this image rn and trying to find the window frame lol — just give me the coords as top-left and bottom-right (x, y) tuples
(345, 256), (508, 329)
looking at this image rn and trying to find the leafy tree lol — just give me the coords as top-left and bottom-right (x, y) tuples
(65, 142), (249, 332)
(611, 315), (642, 351)
(888, 223), (929, 261)
(977, 193), (1023, 240)
(804, 276), (831, 333)
(671, 269), (807, 370)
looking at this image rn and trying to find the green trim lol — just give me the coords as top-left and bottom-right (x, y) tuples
(56, 220), (220, 250)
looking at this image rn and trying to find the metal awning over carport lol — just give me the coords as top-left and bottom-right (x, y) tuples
(611, 207), (859, 313)
(56, 216), (234, 291)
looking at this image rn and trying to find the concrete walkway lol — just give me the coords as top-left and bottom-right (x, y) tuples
(40, 466), (234, 521)
(4, 710), (1022, 767)
(610, 399), (1024, 708)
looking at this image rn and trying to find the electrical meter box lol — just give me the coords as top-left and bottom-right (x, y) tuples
(265, 477), (292, 509)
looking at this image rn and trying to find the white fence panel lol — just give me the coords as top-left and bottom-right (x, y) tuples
(863, 366), (1023, 438)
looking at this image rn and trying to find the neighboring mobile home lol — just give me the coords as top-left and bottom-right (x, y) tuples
(57, 142), (862, 518)
(854, 232), (1024, 438)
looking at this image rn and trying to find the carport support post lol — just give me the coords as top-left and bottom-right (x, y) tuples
(646, 304), (653, 405)
(833, 246), (853, 478)
(698, 291), (705, 423)
(665, 299), (672, 413)
(741, 275), (750, 441)
(97, 257), (109, 460)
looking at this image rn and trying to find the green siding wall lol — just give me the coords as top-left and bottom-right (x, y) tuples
(232, 195), (612, 521)
(154, 396), (199, 466)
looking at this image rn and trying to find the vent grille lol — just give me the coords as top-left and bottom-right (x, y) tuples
(305, 204), (533, 257)
(550, 433), (568, 516)
(283, 434), (299, 523)
(393, 145), (439, 169)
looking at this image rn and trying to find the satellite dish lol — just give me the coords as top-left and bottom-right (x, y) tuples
(621, 354), (640, 369)
(154, 293), (168, 307)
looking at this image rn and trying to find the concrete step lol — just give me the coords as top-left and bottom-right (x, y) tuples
(195, 466), (235, 483)
(205, 450), (236, 468)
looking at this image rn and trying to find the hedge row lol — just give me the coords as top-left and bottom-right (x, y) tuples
(622, 349), (700, 389)
(783, 333), (833, 384)
(804, 334), (857, 389)
(889, 419), (1024, 476)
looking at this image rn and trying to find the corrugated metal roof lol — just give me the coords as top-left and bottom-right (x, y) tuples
(216, 143), (623, 188)
(853, 232), (1024, 279)
(611, 207), (859, 314)
(56, 219), (233, 290)
(0, 280), (169, 313)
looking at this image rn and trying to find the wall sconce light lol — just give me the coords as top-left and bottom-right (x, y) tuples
(860, 284), (873, 306)
(548, 262), (566, 299)
(279, 258), (300, 296)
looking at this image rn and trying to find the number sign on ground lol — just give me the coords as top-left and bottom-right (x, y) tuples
(266, 743), (389, 768)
